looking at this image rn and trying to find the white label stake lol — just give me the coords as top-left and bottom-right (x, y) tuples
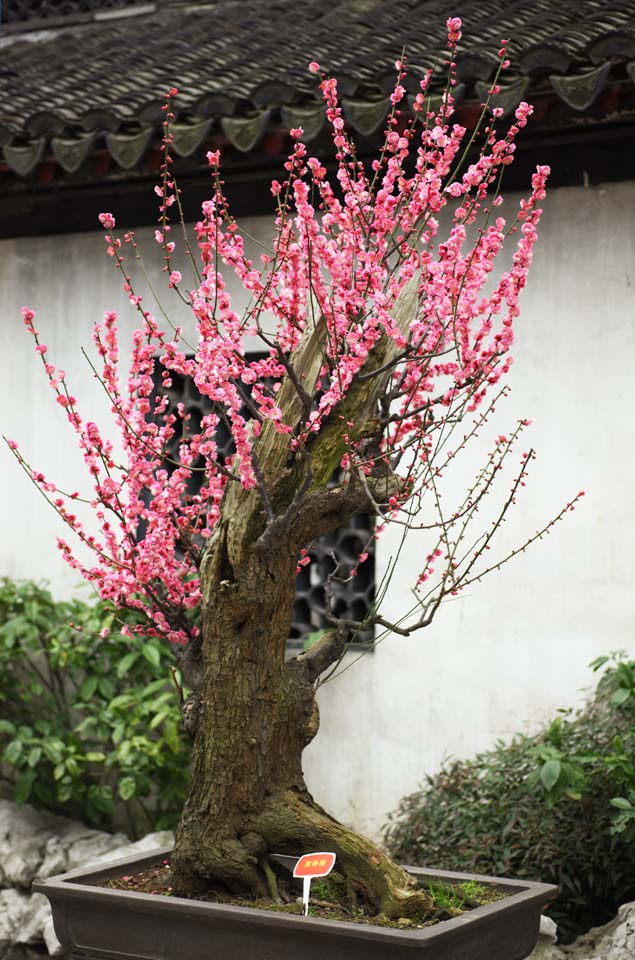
(302, 876), (311, 917)
(293, 852), (337, 918)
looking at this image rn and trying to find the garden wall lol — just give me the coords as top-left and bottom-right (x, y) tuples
(2, 178), (634, 838)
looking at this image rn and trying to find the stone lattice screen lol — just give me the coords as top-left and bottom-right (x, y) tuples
(2, 0), (147, 23)
(153, 366), (375, 650)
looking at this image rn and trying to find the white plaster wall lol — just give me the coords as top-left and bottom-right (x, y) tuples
(304, 178), (635, 837)
(1, 180), (634, 841)
(0, 218), (263, 592)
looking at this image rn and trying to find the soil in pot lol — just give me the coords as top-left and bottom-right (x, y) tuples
(99, 857), (506, 930)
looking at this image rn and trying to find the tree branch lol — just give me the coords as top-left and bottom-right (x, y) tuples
(296, 623), (349, 682)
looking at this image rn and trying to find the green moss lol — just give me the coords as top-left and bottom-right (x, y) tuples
(102, 863), (504, 929)
(309, 873), (348, 903)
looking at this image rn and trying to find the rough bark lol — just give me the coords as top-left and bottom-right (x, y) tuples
(171, 512), (431, 917)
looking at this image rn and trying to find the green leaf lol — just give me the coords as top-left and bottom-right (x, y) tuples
(611, 688), (631, 707)
(108, 694), (135, 711)
(88, 785), (114, 813)
(65, 756), (80, 777)
(571, 753), (598, 764)
(150, 691), (174, 709)
(142, 644), (161, 668)
(112, 721), (126, 744)
(15, 770), (36, 805)
(149, 710), (170, 731)
(27, 746), (42, 768)
(143, 679), (170, 696)
(610, 797), (633, 810)
(589, 655), (609, 672)
(33, 781), (56, 807)
(84, 752), (105, 763)
(0, 720), (16, 736)
(98, 677), (115, 700)
(42, 741), (63, 764)
(53, 763), (66, 781)
(118, 776), (137, 801)
(4, 739), (23, 765)
(116, 652), (139, 678)
(57, 781), (73, 803)
(541, 759), (562, 791)
(164, 722), (181, 755)
(80, 676), (99, 700)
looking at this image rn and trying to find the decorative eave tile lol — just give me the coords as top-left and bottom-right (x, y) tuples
(170, 118), (213, 157)
(342, 96), (391, 136)
(2, 137), (45, 175)
(475, 76), (531, 117)
(0, 122), (19, 147)
(51, 131), (97, 172)
(549, 62), (612, 111)
(105, 127), (154, 168)
(281, 103), (326, 142)
(220, 110), (271, 152)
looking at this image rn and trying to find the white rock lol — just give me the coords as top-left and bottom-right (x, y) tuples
(529, 902), (635, 960)
(10, 894), (50, 946)
(0, 799), (128, 888)
(0, 889), (31, 944)
(540, 915), (559, 945)
(0, 799), (174, 956)
(89, 830), (174, 867)
(564, 901), (635, 960)
(529, 943), (567, 960)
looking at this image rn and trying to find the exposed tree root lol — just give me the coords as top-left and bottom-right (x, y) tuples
(172, 787), (433, 922)
(251, 788), (434, 920)
(260, 857), (282, 903)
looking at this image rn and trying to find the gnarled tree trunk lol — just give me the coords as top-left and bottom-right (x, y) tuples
(171, 511), (430, 918)
(171, 280), (432, 918)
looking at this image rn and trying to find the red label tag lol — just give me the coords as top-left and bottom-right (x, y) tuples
(293, 852), (336, 879)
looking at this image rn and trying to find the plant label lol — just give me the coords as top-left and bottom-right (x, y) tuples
(293, 852), (336, 916)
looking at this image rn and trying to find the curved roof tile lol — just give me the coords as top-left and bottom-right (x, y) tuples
(0, 0), (633, 176)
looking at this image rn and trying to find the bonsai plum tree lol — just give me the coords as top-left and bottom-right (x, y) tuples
(8, 19), (581, 920)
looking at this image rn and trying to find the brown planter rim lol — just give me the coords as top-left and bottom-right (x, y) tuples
(33, 844), (558, 960)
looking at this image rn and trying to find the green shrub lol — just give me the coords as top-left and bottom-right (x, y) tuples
(383, 656), (635, 942)
(0, 578), (189, 838)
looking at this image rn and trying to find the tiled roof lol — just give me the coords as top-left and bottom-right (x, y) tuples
(1, 0), (634, 177)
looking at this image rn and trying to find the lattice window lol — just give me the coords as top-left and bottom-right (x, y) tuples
(152, 363), (375, 649)
(2, 0), (148, 24)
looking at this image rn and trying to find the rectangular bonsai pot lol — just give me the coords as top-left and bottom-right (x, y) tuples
(33, 845), (557, 960)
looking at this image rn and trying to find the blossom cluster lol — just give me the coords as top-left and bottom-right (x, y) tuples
(10, 19), (573, 644)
